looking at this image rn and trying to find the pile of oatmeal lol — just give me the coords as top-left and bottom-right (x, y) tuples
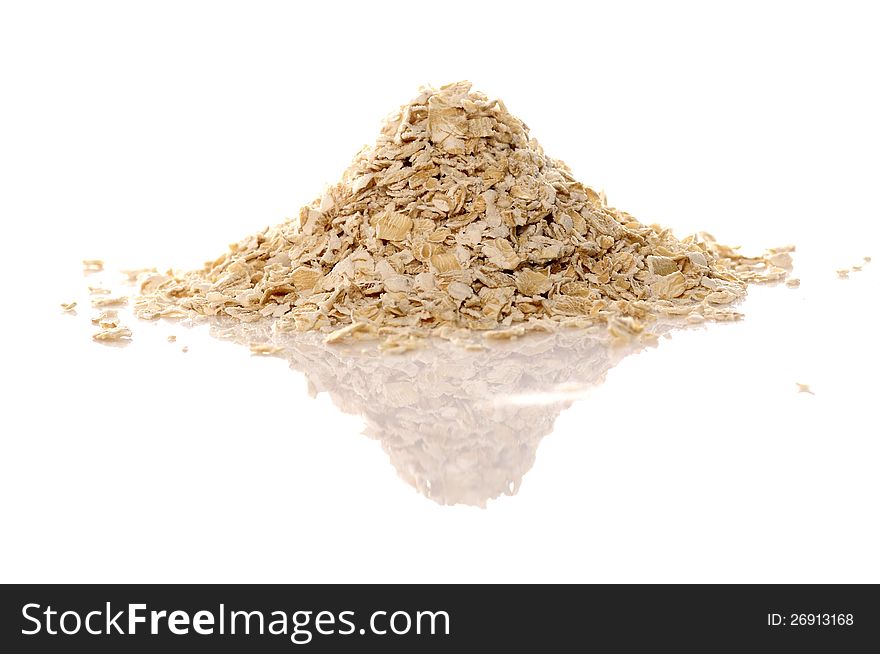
(134, 81), (791, 344)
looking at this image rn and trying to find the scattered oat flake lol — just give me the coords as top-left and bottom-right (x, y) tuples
(88, 285), (111, 295)
(92, 326), (132, 342)
(83, 259), (104, 273)
(324, 322), (376, 344)
(91, 309), (120, 329)
(91, 296), (128, 308)
(836, 269), (850, 279)
(864, 256), (872, 263)
(60, 301), (77, 312)
(181, 346), (189, 353)
(167, 335), (177, 343)
(785, 278), (801, 288)
(796, 383), (814, 395)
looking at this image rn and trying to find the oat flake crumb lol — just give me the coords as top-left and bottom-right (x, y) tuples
(92, 326), (132, 342)
(92, 296), (129, 308)
(91, 310), (120, 329)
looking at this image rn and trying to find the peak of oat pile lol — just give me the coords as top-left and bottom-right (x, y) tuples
(135, 81), (790, 342)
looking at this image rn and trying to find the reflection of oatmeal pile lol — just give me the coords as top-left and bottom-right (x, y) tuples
(212, 321), (643, 507)
(135, 81), (791, 344)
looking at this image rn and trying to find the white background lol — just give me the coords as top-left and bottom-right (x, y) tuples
(1, 0), (878, 582)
